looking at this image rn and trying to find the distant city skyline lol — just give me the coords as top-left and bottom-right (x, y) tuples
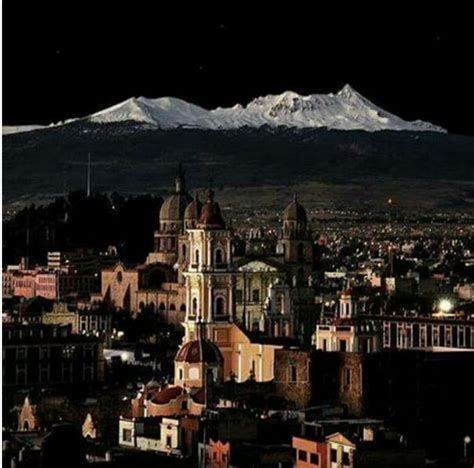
(3, 5), (474, 134)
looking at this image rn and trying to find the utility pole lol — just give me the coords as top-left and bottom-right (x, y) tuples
(87, 153), (91, 197)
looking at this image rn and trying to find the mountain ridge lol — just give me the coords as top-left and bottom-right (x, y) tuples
(3, 85), (446, 135)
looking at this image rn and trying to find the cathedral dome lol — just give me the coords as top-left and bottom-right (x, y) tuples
(175, 338), (223, 365)
(197, 189), (226, 229)
(184, 192), (203, 221)
(160, 192), (193, 222)
(283, 193), (307, 223)
(160, 164), (192, 222)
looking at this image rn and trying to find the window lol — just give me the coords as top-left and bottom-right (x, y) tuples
(181, 400), (188, 411)
(84, 367), (93, 381)
(192, 298), (198, 315)
(182, 244), (186, 259)
(40, 347), (49, 360)
(189, 367), (199, 379)
(214, 248), (224, 265)
(84, 346), (93, 360)
(330, 448), (338, 463)
(342, 451), (350, 466)
(339, 340), (347, 352)
(40, 365), (49, 383)
(289, 365), (297, 382)
(235, 289), (243, 303)
(298, 450), (308, 461)
(215, 297), (225, 316)
(166, 435), (172, 447)
(322, 339), (327, 351)
(252, 289), (260, 302)
(297, 243), (304, 261)
(310, 452), (320, 465)
(297, 267), (305, 284)
(179, 368), (183, 381)
(195, 250), (200, 265)
(122, 428), (132, 442)
(344, 368), (351, 388)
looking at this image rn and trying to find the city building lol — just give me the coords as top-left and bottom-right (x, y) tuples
(2, 323), (105, 387)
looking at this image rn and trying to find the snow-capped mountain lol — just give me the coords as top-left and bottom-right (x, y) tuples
(3, 85), (446, 135)
(86, 84), (445, 132)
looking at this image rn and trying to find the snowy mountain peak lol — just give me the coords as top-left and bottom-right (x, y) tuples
(337, 83), (360, 97)
(3, 85), (446, 135)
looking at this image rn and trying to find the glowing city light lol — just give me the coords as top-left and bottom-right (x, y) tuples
(438, 299), (453, 313)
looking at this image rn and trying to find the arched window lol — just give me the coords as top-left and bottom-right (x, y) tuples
(180, 304), (186, 312)
(214, 248), (224, 265)
(169, 303), (176, 311)
(195, 249), (200, 265)
(297, 243), (304, 261)
(159, 302), (166, 311)
(192, 298), (198, 315)
(297, 267), (305, 285)
(182, 243), (187, 260)
(215, 297), (225, 316)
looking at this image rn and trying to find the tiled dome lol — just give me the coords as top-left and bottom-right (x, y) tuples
(175, 339), (223, 365)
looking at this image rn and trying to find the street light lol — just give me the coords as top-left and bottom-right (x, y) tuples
(464, 435), (471, 458)
(438, 299), (453, 314)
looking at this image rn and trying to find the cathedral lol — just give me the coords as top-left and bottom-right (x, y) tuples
(101, 165), (318, 382)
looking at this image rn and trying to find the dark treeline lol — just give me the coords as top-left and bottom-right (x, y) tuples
(3, 191), (163, 267)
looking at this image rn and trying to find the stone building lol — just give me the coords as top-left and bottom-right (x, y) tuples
(118, 329), (223, 456)
(101, 261), (187, 323)
(2, 323), (105, 388)
(274, 348), (313, 409)
(312, 287), (382, 353)
(234, 258), (287, 331)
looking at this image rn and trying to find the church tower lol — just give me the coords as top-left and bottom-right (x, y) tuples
(183, 187), (235, 344)
(149, 164), (192, 266)
(279, 193), (314, 284)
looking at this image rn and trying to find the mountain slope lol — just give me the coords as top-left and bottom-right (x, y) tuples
(3, 123), (473, 211)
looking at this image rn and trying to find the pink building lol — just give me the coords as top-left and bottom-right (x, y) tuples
(35, 273), (58, 299)
(12, 271), (37, 299)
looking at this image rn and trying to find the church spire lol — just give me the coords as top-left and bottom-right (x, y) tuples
(175, 163), (186, 194)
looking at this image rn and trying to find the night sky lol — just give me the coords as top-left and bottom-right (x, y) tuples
(4, 4), (474, 135)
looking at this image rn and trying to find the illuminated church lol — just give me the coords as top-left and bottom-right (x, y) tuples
(103, 165), (317, 382)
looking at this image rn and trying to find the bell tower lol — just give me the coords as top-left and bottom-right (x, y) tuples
(183, 187), (235, 344)
(279, 193), (314, 284)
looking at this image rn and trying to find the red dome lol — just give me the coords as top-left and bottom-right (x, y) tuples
(184, 192), (203, 221)
(175, 339), (223, 365)
(197, 189), (225, 229)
